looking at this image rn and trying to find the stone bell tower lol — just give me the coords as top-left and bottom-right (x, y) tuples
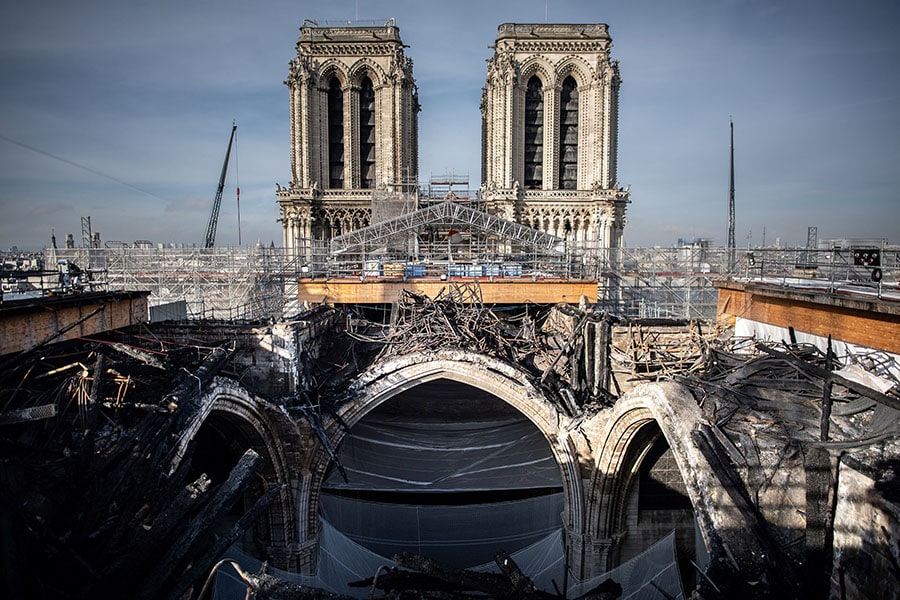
(481, 23), (629, 250)
(277, 19), (419, 259)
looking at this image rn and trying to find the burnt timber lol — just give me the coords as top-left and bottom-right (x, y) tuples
(0, 283), (899, 599)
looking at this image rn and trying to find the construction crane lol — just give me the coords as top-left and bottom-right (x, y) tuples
(204, 122), (237, 248)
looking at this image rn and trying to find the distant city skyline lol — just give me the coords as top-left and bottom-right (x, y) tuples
(1, 0), (898, 250)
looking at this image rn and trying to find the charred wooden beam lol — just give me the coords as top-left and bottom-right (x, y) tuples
(81, 473), (212, 598)
(494, 550), (554, 598)
(133, 448), (264, 600)
(108, 341), (167, 370)
(755, 343), (900, 411)
(170, 483), (286, 600)
(573, 577), (622, 600)
(249, 572), (355, 599)
(820, 338), (834, 442)
(390, 552), (522, 597)
(595, 318), (613, 397)
(362, 551), (559, 599)
(77, 352), (105, 475)
(350, 567), (483, 596)
(162, 344), (232, 411)
(803, 445), (834, 599)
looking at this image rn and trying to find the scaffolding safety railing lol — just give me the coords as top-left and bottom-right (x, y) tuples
(3, 241), (894, 323)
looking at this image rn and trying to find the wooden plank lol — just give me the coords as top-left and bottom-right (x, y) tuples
(717, 287), (900, 354)
(297, 278), (598, 305)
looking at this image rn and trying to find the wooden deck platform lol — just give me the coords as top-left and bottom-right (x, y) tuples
(296, 277), (598, 306)
(716, 281), (900, 354)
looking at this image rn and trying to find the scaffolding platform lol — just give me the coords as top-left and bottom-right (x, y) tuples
(296, 277), (598, 306)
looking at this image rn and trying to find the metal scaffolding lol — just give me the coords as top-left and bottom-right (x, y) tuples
(597, 243), (898, 319)
(331, 201), (565, 255)
(46, 245), (304, 321)
(6, 234), (893, 324)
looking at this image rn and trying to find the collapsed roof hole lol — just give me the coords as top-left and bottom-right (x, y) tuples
(321, 378), (564, 567)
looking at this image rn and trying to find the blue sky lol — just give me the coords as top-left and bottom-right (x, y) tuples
(1, 0), (898, 250)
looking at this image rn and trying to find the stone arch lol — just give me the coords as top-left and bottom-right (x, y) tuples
(519, 56), (554, 88)
(583, 382), (714, 576)
(348, 57), (387, 87)
(554, 56), (592, 90)
(169, 377), (302, 570)
(304, 349), (585, 549)
(317, 60), (349, 89)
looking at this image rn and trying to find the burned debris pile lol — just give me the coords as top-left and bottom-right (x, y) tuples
(675, 338), (900, 599)
(341, 283), (619, 413)
(347, 284), (535, 362)
(351, 550), (620, 600)
(610, 319), (721, 386)
(0, 330), (279, 600)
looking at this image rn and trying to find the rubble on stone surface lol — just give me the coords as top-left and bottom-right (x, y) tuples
(2, 290), (899, 599)
(675, 338), (900, 599)
(0, 327), (279, 599)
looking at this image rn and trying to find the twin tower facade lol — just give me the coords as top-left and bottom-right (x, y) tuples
(277, 20), (629, 256)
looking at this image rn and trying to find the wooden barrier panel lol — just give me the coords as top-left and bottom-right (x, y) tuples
(716, 283), (900, 354)
(296, 278), (598, 306)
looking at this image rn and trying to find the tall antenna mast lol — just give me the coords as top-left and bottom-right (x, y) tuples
(727, 117), (736, 270)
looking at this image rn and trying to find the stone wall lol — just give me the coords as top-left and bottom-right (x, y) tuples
(153, 306), (343, 399)
(831, 456), (900, 599)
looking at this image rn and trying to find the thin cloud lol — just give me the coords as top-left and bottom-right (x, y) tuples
(0, 0), (898, 249)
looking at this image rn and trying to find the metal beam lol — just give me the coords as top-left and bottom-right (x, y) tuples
(330, 201), (565, 255)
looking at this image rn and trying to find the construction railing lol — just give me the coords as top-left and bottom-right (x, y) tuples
(596, 244), (897, 319)
(3, 242), (893, 323)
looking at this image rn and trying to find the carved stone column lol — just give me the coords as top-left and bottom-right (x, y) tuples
(565, 527), (619, 580)
(482, 23), (629, 247)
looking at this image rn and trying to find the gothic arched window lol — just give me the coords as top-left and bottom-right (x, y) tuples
(327, 78), (344, 189)
(359, 77), (376, 189)
(524, 76), (544, 190)
(559, 76), (578, 190)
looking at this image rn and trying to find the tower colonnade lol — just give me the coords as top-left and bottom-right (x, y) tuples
(278, 20), (629, 260)
(278, 20), (420, 261)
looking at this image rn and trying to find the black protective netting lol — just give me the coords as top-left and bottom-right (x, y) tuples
(323, 415), (562, 492)
(319, 492), (564, 566)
